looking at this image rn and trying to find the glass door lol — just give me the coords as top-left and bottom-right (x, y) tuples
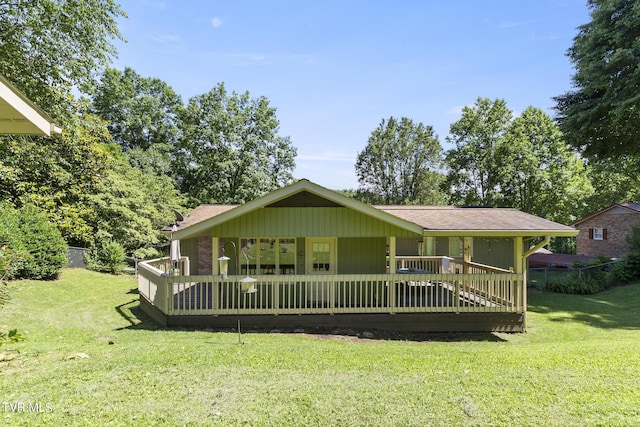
(307, 238), (336, 274)
(305, 238), (336, 307)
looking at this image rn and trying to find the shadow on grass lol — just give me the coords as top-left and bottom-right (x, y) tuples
(114, 295), (162, 331)
(114, 291), (506, 342)
(527, 282), (640, 330)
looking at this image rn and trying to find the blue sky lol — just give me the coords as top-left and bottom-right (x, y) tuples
(113, 0), (591, 190)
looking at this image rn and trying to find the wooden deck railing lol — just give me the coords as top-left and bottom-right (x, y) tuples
(138, 257), (524, 317)
(387, 256), (458, 274)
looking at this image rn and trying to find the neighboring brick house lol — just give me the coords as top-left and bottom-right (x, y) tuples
(573, 203), (640, 258)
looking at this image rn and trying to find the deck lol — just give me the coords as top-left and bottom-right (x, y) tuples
(137, 257), (526, 332)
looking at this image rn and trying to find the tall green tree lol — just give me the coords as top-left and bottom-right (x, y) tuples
(0, 0), (125, 117)
(554, 0), (640, 159)
(355, 116), (444, 205)
(0, 112), (119, 246)
(87, 158), (185, 254)
(499, 107), (592, 224)
(445, 99), (592, 224)
(582, 157), (640, 214)
(90, 67), (182, 177)
(174, 83), (296, 205)
(445, 98), (512, 206)
(0, 0), (126, 247)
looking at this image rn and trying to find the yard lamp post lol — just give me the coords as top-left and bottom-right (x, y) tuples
(218, 241), (257, 344)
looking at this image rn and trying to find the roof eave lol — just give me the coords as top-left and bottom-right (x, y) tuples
(422, 229), (579, 237)
(0, 75), (62, 136)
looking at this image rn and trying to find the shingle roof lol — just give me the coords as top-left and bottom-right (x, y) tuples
(375, 206), (574, 232)
(572, 203), (640, 226)
(168, 203), (575, 235)
(164, 205), (237, 233)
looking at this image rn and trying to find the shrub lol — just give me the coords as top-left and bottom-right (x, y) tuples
(132, 247), (161, 260)
(16, 204), (67, 280)
(546, 256), (618, 294)
(85, 232), (126, 274)
(612, 223), (640, 284)
(0, 203), (66, 280)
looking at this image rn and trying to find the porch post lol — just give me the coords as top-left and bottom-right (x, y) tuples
(212, 237), (220, 276)
(462, 237), (472, 274)
(513, 236), (526, 327)
(389, 236), (396, 274)
(211, 237), (220, 311)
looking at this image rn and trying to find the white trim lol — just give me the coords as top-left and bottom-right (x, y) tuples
(0, 75), (62, 136)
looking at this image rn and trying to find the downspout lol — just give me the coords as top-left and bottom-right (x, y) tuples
(523, 235), (551, 259)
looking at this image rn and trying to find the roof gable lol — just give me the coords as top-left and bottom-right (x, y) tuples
(573, 203), (640, 227)
(171, 179), (423, 240)
(266, 191), (344, 208)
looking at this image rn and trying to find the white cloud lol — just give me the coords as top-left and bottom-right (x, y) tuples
(498, 19), (536, 29)
(211, 17), (224, 28)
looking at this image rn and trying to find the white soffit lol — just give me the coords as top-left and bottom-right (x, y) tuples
(0, 75), (62, 136)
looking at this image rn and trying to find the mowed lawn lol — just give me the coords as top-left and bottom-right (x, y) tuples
(1, 269), (639, 426)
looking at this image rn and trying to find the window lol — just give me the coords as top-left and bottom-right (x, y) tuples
(593, 228), (604, 240)
(589, 228), (607, 240)
(240, 237), (296, 275)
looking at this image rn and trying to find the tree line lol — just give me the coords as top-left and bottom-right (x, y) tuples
(1, 0), (639, 278)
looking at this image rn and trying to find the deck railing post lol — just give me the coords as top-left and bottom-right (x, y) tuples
(273, 278), (279, 315)
(330, 276), (335, 314)
(455, 277), (460, 314)
(388, 275), (396, 314)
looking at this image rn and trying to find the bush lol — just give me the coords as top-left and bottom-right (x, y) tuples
(132, 247), (161, 260)
(85, 232), (126, 274)
(613, 223), (640, 284)
(16, 204), (67, 279)
(545, 256), (618, 294)
(0, 203), (66, 280)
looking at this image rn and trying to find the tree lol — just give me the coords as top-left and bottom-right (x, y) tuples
(499, 107), (592, 224)
(174, 83), (296, 205)
(90, 67), (182, 159)
(355, 116), (444, 205)
(445, 99), (592, 224)
(87, 158), (185, 253)
(0, 0), (125, 117)
(0, 0), (126, 248)
(582, 157), (640, 216)
(0, 112), (119, 247)
(554, 0), (640, 159)
(445, 98), (512, 206)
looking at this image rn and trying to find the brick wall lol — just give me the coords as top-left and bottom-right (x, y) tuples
(197, 237), (212, 275)
(576, 211), (640, 258)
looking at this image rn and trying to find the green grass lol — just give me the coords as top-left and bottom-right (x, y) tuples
(1, 269), (639, 426)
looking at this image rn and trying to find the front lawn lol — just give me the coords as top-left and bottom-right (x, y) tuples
(0, 269), (639, 426)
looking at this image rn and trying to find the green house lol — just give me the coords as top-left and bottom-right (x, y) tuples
(139, 179), (577, 332)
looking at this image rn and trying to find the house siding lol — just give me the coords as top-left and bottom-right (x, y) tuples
(178, 238), (198, 275)
(208, 207), (420, 238)
(473, 237), (515, 270)
(338, 237), (386, 274)
(576, 210), (640, 258)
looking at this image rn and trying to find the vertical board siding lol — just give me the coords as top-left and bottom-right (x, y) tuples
(473, 237), (515, 271)
(180, 238), (199, 275)
(338, 237), (386, 274)
(209, 207), (421, 238)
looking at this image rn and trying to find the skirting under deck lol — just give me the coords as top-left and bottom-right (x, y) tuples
(140, 297), (525, 332)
